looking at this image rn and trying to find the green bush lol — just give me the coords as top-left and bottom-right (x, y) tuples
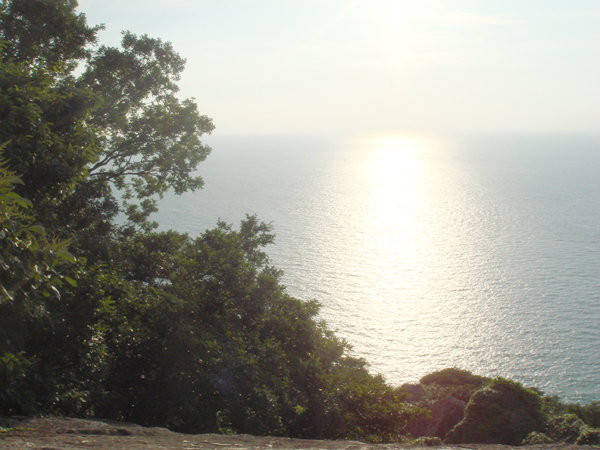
(445, 377), (545, 445)
(412, 436), (443, 446)
(547, 414), (586, 443)
(576, 427), (600, 446)
(543, 396), (600, 429)
(582, 402), (600, 429)
(420, 368), (490, 388)
(419, 368), (490, 403)
(522, 431), (554, 445)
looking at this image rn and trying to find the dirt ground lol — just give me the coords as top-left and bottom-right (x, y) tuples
(0, 417), (588, 450)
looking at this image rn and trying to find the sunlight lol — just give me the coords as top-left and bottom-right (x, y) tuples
(352, 132), (431, 282)
(358, 132), (428, 188)
(371, 0), (411, 68)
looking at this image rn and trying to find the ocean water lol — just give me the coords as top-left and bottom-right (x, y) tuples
(155, 132), (600, 403)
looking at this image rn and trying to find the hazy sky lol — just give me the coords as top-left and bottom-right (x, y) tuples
(78, 0), (599, 135)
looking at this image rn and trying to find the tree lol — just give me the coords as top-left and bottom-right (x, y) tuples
(0, 152), (75, 301)
(0, 0), (99, 72)
(0, 0), (213, 416)
(1, 1), (421, 441)
(83, 32), (214, 202)
(0, 152), (78, 414)
(0, 0), (214, 235)
(96, 216), (421, 439)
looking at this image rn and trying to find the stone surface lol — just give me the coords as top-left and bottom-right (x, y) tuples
(0, 417), (583, 450)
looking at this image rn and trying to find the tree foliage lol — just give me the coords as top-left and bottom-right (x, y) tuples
(0, 0), (100, 71)
(0, 0), (420, 442)
(0, 150), (78, 414)
(0, 150), (74, 301)
(0, 0), (213, 227)
(83, 31), (214, 202)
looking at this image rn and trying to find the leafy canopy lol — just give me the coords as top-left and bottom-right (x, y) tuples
(0, 1), (423, 442)
(0, 0), (214, 229)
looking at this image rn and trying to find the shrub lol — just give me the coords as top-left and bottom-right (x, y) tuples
(412, 436), (443, 446)
(581, 402), (600, 429)
(522, 431), (554, 445)
(547, 414), (586, 443)
(543, 396), (600, 429)
(420, 368), (490, 388)
(419, 368), (490, 403)
(445, 377), (545, 445)
(576, 427), (600, 446)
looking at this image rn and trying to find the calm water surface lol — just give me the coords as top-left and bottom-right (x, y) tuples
(156, 133), (600, 403)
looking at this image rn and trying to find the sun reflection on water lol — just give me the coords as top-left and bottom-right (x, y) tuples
(356, 133), (430, 292)
(316, 134), (440, 354)
(318, 132), (507, 385)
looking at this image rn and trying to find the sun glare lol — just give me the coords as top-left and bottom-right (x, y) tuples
(358, 133), (431, 184)
(354, 132), (431, 260)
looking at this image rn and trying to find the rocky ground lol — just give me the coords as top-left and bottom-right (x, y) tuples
(0, 417), (589, 450)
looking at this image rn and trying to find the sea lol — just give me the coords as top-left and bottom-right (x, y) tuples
(154, 132), (600, 404)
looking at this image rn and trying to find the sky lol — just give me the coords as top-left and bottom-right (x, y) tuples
(77, 0), (600, 136)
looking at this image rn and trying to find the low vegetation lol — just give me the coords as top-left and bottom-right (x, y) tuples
(401, 368), (600, 446)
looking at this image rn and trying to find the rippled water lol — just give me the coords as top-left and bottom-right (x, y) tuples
(156, 133), (600, 403)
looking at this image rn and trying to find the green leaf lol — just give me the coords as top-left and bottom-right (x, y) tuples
(14, 198), (33, 208)
(64, 276), (77, 287)
(8, 176), (24, 185)
(27, 225), (46, 235)
(56, 250), (76, 263)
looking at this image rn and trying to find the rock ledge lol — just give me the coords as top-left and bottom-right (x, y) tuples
(0, 417), (588, 450)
